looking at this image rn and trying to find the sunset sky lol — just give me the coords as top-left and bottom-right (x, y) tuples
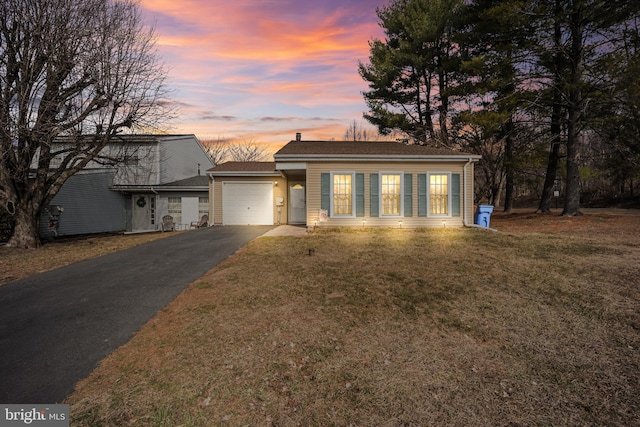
(139, 0), (389, 149)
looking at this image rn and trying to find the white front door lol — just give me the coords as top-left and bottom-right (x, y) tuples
(222, 182), (273, 225)
(289, 183), (306, 224)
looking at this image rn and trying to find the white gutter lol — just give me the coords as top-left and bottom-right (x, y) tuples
(111, 185), (206, 192)
(275, 154), (482, 162)
(208, 171), (280, 177)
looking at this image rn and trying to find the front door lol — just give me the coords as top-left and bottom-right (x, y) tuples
(289, 183), (306, 224)
(132, 194), (155, 231)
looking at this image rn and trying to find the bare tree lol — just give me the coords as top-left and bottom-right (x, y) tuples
(343, 120), (403, 142)
(344, 120), (372, 141)
(227, 139), (268, 162)
(200, 136), (231, 166)
(0, 0), (170, 248)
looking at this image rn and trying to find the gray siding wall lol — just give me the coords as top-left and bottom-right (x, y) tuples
(40, 171), (127, 237)
(111, 143), (159, 186)
(159, 136), (213, 184)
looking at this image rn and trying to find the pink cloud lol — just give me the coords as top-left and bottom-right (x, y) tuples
(140, 0), (387, 145)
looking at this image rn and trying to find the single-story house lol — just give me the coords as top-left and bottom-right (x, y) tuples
(208, 139), (481, 228)
(40, 134), (213, 237)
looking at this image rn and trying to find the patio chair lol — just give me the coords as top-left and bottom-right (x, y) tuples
(161, 215), (175, 232)
(190, 214), (209, 229)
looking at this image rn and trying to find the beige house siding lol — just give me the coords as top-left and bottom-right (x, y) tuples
(210, 176), (286, 225)
(464, 161), (475, 223)
(306, 161), (475, 228)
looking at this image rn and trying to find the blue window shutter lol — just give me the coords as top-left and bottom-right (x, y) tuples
(418, 174), (427, 217)
(321, 173), (330, 211)
(370, 173), (379, 217)
(404, 174), (412, 217)
(356, 173), (365, 217)
(452, 173), (461, 217)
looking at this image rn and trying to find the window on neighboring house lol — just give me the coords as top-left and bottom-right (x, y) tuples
(332, 173), (354, 217)
(381, 173), (402, 216)
(168, 197), (182, 224)
(150, 196), (156, 225)
(198, 197), (209, 218)
(429, 173), (449, 215)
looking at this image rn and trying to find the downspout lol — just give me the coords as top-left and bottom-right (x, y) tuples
(209, 176), (214, 226)
(463, 158), (497, 231)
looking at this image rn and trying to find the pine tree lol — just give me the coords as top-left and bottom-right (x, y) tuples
(359, 0), (464, 146)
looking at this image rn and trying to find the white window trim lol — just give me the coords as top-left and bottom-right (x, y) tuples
(330, 171), (356, 218)
(427, 172), (452, 218)
(379, 171), (404, 218)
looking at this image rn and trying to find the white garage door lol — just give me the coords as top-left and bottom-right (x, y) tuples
(222, 182), (273, 225)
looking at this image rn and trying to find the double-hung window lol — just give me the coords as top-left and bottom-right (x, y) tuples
(168, 196), (182, 224)
(380, 173), (403, 216)
(331, 172), (355, 217)
(429, 173), (450, 216)
(198, 196), (209, 218)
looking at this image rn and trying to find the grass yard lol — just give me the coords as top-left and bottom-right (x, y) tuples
(62, 211), (640, 426)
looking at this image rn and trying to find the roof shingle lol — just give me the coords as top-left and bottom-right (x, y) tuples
(208, 161), (276, 173)
(275, 140), (475, 157)
(161, 175), (209, 187)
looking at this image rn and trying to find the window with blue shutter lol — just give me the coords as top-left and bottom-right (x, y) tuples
(320, 173), (330, 211)
(404, 174), (412, 217)
(370, 173), (379, 217)
(356, 173), (365, 217)
(418, 174), (427, 217)
(452, 173), (461, 217)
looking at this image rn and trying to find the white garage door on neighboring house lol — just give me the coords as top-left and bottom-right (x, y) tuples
(222, 182), (274, 225)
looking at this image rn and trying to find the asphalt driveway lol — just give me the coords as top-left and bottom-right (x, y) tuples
(0, 225), (273, 404)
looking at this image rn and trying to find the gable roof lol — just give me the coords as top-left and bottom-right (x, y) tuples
(208, 161), (279, 176)
(111, 174), (209, 192)
(161, 175), (209, 187)
(275, 140), (479, 160)
(53, 134), (199, 145)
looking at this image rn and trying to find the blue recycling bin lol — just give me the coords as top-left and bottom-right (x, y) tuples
(475, 205), (494, 228)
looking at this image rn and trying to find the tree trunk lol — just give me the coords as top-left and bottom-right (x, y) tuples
(562, 3), (584, 217)
(7, 202), (41, 248)
(438, 67), (450, 147)
(537, 100), (563, 213)
(562, 119), (582, 216)
(537, 142), (561, 213)
(503, 118), (515, 213)
(538, 0), (565, 214)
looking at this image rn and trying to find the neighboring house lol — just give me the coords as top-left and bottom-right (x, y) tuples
(208, 139), (481, 228)
(40, 134), (213, 237)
